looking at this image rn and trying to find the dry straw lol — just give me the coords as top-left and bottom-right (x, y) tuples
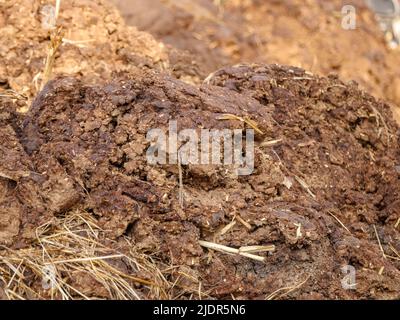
(0, 212), (173, 300)
(217, 114), (264, 135)
(40, 0), (63, 90)
(199, 240), (275, 262)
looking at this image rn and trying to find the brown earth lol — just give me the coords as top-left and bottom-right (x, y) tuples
(1, 64), (399, 299)
(1, 0), (400, 300)
(110, 0), (400, 123)
(0, 0), (202, 109)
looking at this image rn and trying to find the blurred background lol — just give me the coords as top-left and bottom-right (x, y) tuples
(110, 0), (400, 123)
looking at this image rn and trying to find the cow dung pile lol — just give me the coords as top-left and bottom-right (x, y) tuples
(1, 63), (399, 299)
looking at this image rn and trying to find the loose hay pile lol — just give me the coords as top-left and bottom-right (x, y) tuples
(1, 64), (399, 299)
(0, 212), (170, 300)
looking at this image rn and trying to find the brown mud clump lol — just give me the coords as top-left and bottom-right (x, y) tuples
(1, 64), (399, 299)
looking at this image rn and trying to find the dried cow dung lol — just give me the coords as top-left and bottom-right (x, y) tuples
(1, 64), (400, 299)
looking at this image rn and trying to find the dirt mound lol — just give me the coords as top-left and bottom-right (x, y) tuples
(0, 0), (202, 107)
(1, 64), (399, 299)
(110, 0), (400, 123)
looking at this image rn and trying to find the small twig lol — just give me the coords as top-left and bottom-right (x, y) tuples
(41, 26), (63, 90)
(373, 225), (386, 259)
(199, 241), (242, 254)
(327, 211), (351, 234)
(62, 38), (95, 48)
(55, 0), (61, 22)
(235, 214), (252, 230)
(177, 152), (184, 208)
(266, 276), (310, 300)
(294, 175), (316, 199)
(203, 70), (218, 84)
(220, 220), (236, 236)
(198, 241), (267, 262)
(6, 260), (23, 288)
(238, 245), (275, 253)
(40, 0), (63, 91)
(370, 105), (391, 145)
(0, 172), (14, 181)
(378, 266), (385, 275)
(217, 114), (264, 134)
(261, 139), (282, 147)
(389, 243), (400, 259)
(294, 223), (302, 239)
(44, 254), (124, 265)
(0, 90), (28, 101)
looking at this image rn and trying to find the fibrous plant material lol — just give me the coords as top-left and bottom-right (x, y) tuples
(373, 224), (387, 260)
(41, 27), (64, 91)
(265, 276), (310, 300)
(327, 211), (351, 234)
(0, 212), (173, 300)
(198, 240), (274, 262)
(217, 114), (264, 135)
